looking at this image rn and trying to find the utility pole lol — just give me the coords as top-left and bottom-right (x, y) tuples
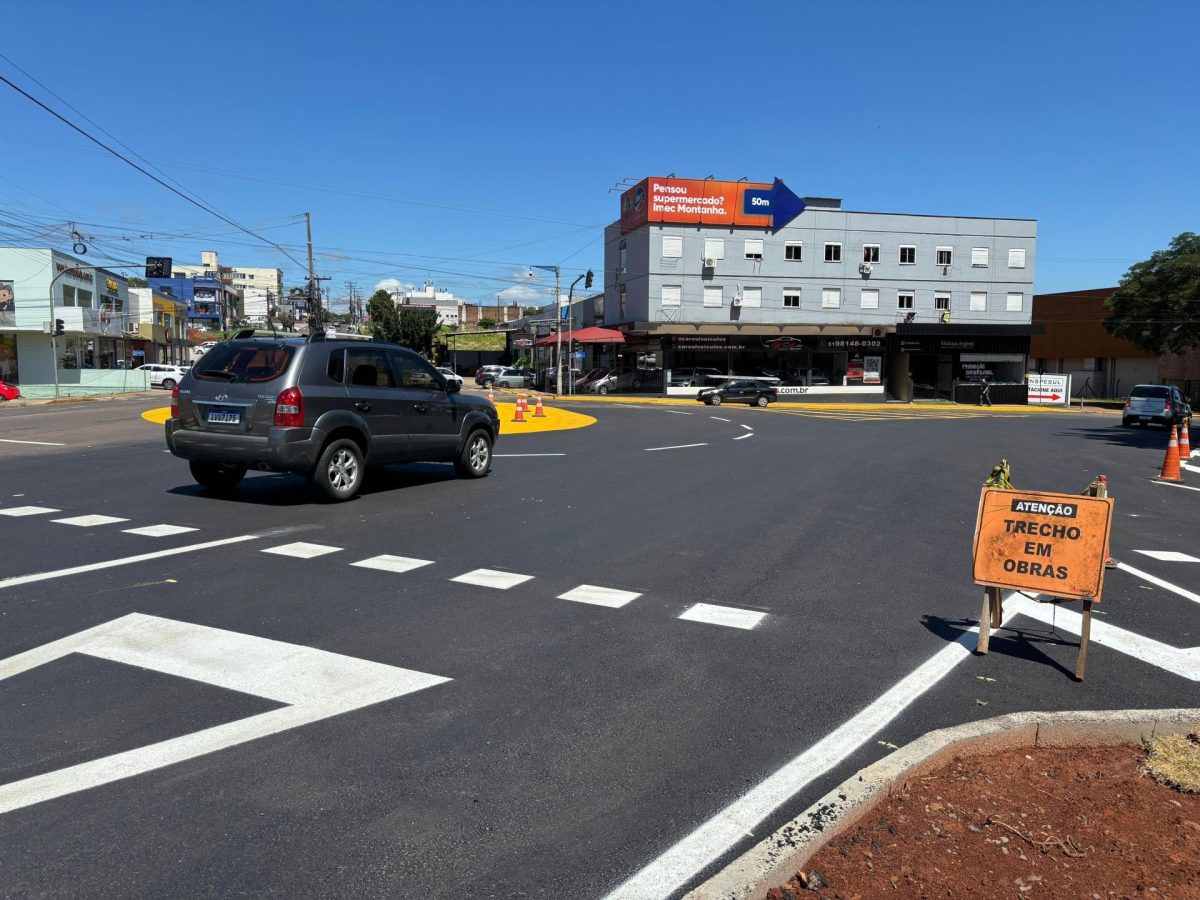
(305, 211), (320, 327)
(530, 264), (562, 394)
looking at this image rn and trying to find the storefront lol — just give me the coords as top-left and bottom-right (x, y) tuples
(0, 333), (18, 383)
(887, 324), (1038, 402)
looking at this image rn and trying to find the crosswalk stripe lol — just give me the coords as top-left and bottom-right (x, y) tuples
(51, 515), (130, 527)
(559, 585), (641, 608)
(0, 506), (61, 517)
(261, 542), (343, 559)
(678, 603), (767, 630)
(122, 524), (199, 538)
(351, 555), (435, 574)
(451, 568), (534, 590)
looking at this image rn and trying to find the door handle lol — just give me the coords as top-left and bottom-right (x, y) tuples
(354, 401), (371, 413)
(413, 403), (428, 414)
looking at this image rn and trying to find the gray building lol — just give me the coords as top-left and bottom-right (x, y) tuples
(602, 180), (1037, 400)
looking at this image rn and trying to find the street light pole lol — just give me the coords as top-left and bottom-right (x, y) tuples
(531, 264), (561, 394)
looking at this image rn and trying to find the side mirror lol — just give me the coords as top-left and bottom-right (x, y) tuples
(444, 378), (461, 393)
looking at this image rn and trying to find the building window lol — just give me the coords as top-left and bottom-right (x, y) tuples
(862, 244), (879, 263)
(703, 285), (722, 307)
(936, 247), (953, 267)
(785, 241), (803, 261)
(1006, 292), (1023, 312)
(821, 288), (841, 309)
(783, 290), (801, 308)
(970, 291), (987, 311)
(744, 239), (764, 261)
(62, 285), (76, 307)
(971, 247), (989, 267)
(934, 293), (951, 311)
(661, 284), (681, 307)
(824, 242), (842, 263)
(860, 289), (879, 309)
(741, 286), (761, 307)
(619, 283), (627, 317)
(1008, 248), (1026, 268)
(76, 288), (92, 309)
(703, 237), (725, 260)
(899, 245), (916, 265)
(619, 239), (627, 269)
(661, 235), (683, 259)
(897, 291), (915, 310)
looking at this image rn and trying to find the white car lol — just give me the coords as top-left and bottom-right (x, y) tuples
(436, 367), (464, 388)
(136, 363), (190, 389)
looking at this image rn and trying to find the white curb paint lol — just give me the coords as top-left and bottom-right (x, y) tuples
(678, 603), (766, 631)
(122, 524), (199, 538)
(603, 602), (1022, 900)
(52, 515), (130, 528)
(645, 443), (708, 452)
(0, 438), (67, 446)
(1116, 562), (1200, 606)
(261, 542), (342, 559)
(1133, 550), (1200, 563)
(451, 568), (534, 590)
(351, 555), (435, 574)
(0, 506), (60, 517)
(559, 585), (642, 609)
(0, 534), (261, 590)
(0, 613), (449, 814)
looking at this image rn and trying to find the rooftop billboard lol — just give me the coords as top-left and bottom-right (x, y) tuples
(619, 177), (775, 233)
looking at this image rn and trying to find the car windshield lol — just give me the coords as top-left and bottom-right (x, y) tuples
(192, 342), (296, 383)
(1130, 386), (1170, 399)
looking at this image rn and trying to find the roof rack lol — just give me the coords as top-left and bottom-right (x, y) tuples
(306, 329), (376, 342)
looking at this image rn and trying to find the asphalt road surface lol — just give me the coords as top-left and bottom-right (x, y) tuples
(1, 395), (1197, 898)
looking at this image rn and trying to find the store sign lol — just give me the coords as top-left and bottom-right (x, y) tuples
(511, 338), (533, 348)
(1027, 373), (1070, 405)
(55, 263), (93, 283)
(818, 337), (883, 352)
(960, 360), (994, 382)
(863, 356), (881, 384)
(762, 337), (806, 351)
(846, 355), (865, 380)
(673, 335), (729, 350)
(973, 488), (1113, 601)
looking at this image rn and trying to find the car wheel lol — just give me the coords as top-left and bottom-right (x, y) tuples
(1121, 418), (1132, 428)
(755, 395), (769, 408)
(313, 438), (364, 502)
(598, 385), (608, 395)
(483, 378), (494, 388)
(161, 378), (176, 390)
(189, 461), (246, 493)
(709, 394), (722, 406)
(454, 429), (492, 478)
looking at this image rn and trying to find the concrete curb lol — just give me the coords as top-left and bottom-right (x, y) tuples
(684, 707), (1200, 900)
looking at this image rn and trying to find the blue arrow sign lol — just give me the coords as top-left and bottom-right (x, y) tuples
(769, 178), (805, 231)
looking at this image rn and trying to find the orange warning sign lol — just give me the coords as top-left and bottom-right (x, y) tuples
(973, 488), (1114, 601)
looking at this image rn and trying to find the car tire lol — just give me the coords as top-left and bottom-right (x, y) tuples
(189, 461), (246, 493)
(598, 386), (608, 395)
(454, 429), (492, 478)
(709, 394), (722, 406)
(755, 395), (769, 408)
(312, 438), (364, 502)
(483, 378), (494, 388)
(161, 378), (176, 390)
(1121, 418), (1132, 428)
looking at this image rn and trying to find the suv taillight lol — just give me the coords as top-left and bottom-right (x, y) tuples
(1164, 402), (1172, 414)
(274, 386), (304, 427)
(170, 384), (180, 417)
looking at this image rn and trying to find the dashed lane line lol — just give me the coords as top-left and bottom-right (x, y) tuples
(709, 416), (731, 423)
(645, 443), (708, 452)
(494, 453), (567, 457)
(0, 438), (68, 446)
(733, 433), (754, 441)
(739, 424), (753, 431)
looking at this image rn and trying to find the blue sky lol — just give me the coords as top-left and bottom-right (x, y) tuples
(1, 1), (1197, 308)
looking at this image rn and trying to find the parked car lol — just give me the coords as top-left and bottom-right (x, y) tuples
(436, 366), (464, 388)
(135, 363), (191, 390)
(474, 365), (506, 387)
(494, 367), (532, 389)
(165, 334), (500, 501)
(669, 367), (726, 387)
(574, 368), (609, 391)
(0, 380), (20, 401)
(697, 379), (778, 407)
(1121, 384), (1192, 429)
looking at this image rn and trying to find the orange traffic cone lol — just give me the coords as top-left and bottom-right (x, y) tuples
(487, 385), (495, 403)
(533, 395), (546, 417)
(1157, 425), (1183, 482)
(512, 396), (526, 423)
(1179, 420), (1192, 460)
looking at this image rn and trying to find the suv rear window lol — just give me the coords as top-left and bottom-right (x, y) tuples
(1130, 386), (1170, 399)
(192, 343), (296, 383)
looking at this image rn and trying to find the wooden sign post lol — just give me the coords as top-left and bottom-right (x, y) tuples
(972, 486), (1114, 680)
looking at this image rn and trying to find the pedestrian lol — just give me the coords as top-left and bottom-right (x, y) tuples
(979, 376), (993, 407)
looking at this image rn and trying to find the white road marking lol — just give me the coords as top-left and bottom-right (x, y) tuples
(122, 524), (199, 538)
(733, 433), (754, 441)
(1134, 550), (1200, 563)
(0, 613), (450, 814)
(664, 410), (694, 415)
(494, 453), (567, 457)
(1182, 461), (1200, 474)
(739, 424), (753, 431)
(559, 585), (641, 609)
(709, 416), (731, 423)
(644, 443), (708, 452)
(0, 534), (261, 590)
(351, 554), (435, 574)
(0, 506), (60, 517)
(451, 568), (534, 590)
(604, 602), (1021, 900)
(261, 541), (342, 559)
(52, 514), (130, 528)
(1116, 562), (1200, 605)
(678, 603), (766, 630)
(0, 438), (67, 446)
(1152, 479), (1200, 492)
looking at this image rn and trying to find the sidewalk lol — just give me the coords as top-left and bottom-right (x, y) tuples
(0, 390), (159, 409)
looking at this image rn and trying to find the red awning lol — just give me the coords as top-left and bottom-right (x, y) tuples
(534, 326), (626, 346)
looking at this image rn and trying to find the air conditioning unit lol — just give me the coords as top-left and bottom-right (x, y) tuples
(731, 296), (742, 307)
(859, 262), (873, 276)
(703, 257), (717, 269)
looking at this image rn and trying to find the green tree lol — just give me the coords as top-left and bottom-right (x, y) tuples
(1104, 232), (1200, 355)
(523, 306), (541, 317)
(366, 289), (401, 343)
(127, 276), (149, 288)
(397, 307), (440, 357)
(477, 317), (496, 329)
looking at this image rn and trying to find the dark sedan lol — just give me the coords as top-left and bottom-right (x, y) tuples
(697, 379), (778, 407)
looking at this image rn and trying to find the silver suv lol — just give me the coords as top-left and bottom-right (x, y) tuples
(165, 333), (500, 501)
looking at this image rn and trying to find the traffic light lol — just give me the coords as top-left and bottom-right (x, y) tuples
(54, 319), (65, 336)
(584, 269), (594, 289)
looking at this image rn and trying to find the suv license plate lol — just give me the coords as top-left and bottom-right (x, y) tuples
(207, 408), (241, 425)
(1139, 416), (1151, 422)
